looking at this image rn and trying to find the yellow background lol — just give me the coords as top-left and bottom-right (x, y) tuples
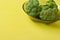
(0, 0), (60, 40)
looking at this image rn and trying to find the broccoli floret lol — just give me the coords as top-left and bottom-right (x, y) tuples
(25, 0), (41, 17)
(39, 0), (58, 21)
(39, 8), (57, 21)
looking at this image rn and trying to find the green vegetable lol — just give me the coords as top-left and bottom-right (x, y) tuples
(40, 8), (57, 21)
(25, 0), (58, 22)
(25, 0), (41, 17)
(39, 0), (58, 21)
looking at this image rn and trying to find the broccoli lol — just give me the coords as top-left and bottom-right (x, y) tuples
(40, 8), (57, 21)
(24, 0), (58, 23)
(25, 0), (41, 17)
(39, 0), (58, 21)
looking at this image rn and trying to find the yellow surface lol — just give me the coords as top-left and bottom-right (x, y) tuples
(0, 0), (60, 40)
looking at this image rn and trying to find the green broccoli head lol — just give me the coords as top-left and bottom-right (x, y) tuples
(39, 0), (58, 21)
(39, 8), (58, 21)
(25, 0), (41, 17)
